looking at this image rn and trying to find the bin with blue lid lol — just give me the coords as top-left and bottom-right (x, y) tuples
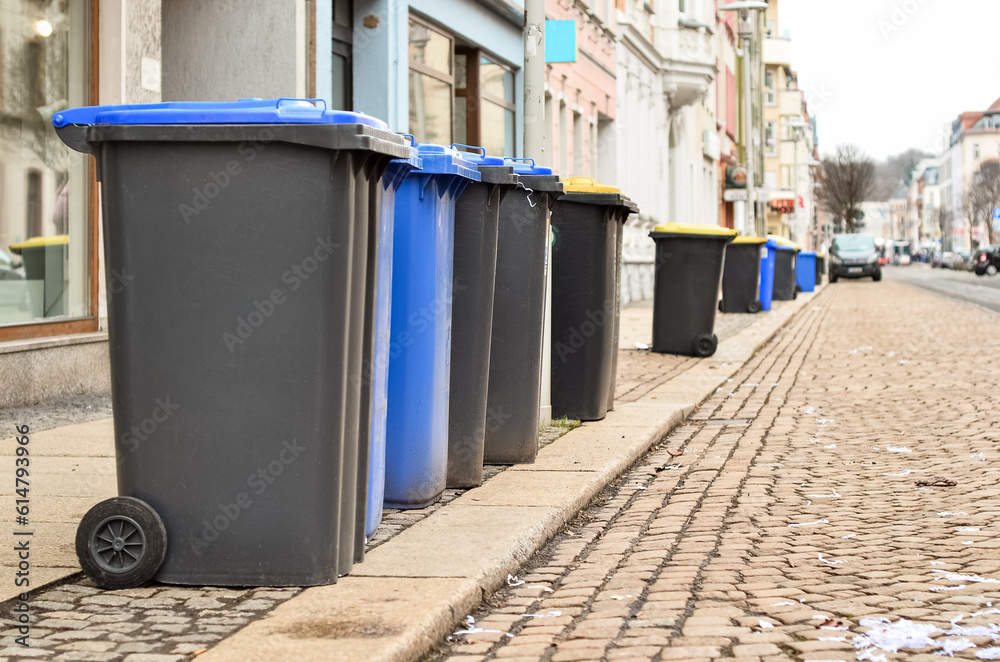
(484, 159), (564, 465)
(796, 250), (817, 292)
(720, 235), (766, 314)
(53, 98), (411, 588)
(760, 238), (778, 311)
(768, 235), (801, 301)
(382, 143), (481, 508)
(363, 142), (421, 540)
(446, 146), (518, 488)
(649, 223), (738, 357)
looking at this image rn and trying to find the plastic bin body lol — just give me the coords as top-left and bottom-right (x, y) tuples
(606, 220), (624, 411)
(447, 150), (517, 488)
(649, 223), (737, 357)
(769, 236), (800, 301)
(53, 99), (411, 586)
(484, 160), (564, 464)
(815, 254), (825, 285)
(796, 251), (817, 292)
(8, 236), (68, 318)
(550, 178), (638, 421)
(720, 236), (765, 314)
(364, 150), (421, 539)
(759, 241), (777, 312)
(383, 144), (480, 508)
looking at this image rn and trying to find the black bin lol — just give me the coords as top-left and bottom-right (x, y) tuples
(816, 253), (825, 285)
(53, 99), (410, 588)
(650, 223), (737, 357)
(550, 177), (637, 421)
(720, 235), (766, 314)
(484, 159), (563, 465)
(769, 235), (800, 301)
(447, 147), (518, 488)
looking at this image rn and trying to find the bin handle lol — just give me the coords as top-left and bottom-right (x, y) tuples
(450, 143), (486, 156)
(400, 134), (416, 146)
(504, 157), (536, 167)
(275, 98), (328, 112)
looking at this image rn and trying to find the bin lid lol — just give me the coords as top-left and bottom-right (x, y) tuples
(450, 145), (517, 185)
(767, 235), (801, 251)
(799, 250), (817, 257)
(52, 98), (389, 129)
(503, 158), (564, 192)
(10, 235), (69, 254)
(651, 223), (738, 240)
(557, 177), (639, 215)
(410, 143), (481, 182)
(562, 177), (621, 194)
(730, 235), (767, 245)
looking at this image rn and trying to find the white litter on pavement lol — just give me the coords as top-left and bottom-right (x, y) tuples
(522, 611), (562, 618)
(853, 618), (940, 660)
(886, 446), (911, 453)
(957, 527), (981, 533)
(930, 561), (945, 565)
(809, 490), (841, 498)
(934, 571), (1000, 584)
(805, 407), (816, 414)
(940, 638), (977, 656)
(820, 636), (848, 642)
(978, 648), (1000, 660)
(899, 360), (910, 364)
(453, 615), (504, 636)
(964, 541), (976, 545)
(887, 351), (896, 357)
(771, 601), (797, 606)
(759, 620), (774, 628)
(507, 574), (525, 587)
(816, 418), (836, 426)
(930, 585), (967, 591)
(788, 519), (829, 527)
(884, 469), (911, 476)
(843, 534), (857, 539)
(526, 585), (554, 592)
(939, 512), (969, 517)
(824, 444), (837, 449)
(973, 453), (986, 460)
(818, 553), (847, 565)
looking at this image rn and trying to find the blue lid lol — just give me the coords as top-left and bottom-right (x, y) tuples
(503, 158), (554, 176)
(390, 139), (422, 170)
(410, 142), (481, 182)
(52, 98), (388, 129)
(800, 250), (817, 257)
(450, 144), (506, 168)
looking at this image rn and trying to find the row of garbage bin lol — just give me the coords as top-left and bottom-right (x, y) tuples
(52, 99), (816, 590)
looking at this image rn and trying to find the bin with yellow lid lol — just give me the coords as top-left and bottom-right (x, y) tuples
(767, 234), (801, 301)
(720, 235), (766, 314)
(549, 178), (638, 421)
(648, 223), (737, 357)
(9, 235), (68, 318)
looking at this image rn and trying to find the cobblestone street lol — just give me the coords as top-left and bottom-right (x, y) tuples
(434, 278), (1000, 662)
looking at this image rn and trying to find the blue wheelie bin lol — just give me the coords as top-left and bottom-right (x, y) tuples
(760, 238), (778, 312)
(796, 250), (817, 293)
(364, 144), (421, 539)
(383, 144), (480, 509)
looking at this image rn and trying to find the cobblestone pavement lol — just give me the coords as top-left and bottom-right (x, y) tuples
(432, 280), (1000, 662)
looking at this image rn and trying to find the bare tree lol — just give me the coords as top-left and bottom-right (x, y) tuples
(931, 206), (954, 252)
(818, 145), (877, 233)
(963, 160), (1000, 245)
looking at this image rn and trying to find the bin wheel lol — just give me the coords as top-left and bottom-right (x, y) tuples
(75, 497), (167, 589)
(747, 300), (762, 314)
(692, 333), (718, 358)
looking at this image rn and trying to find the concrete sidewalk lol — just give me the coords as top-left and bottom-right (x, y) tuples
(0, 289), (823, 660)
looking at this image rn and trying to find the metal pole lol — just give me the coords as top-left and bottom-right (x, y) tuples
(793, 128), (799, 241)
(524, 0), (545, 160)
(743, 34), (756, 236)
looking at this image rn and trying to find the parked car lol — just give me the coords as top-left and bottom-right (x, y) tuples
(973, 245), (1000, 276)
(938, 251), (956, 268)
(930, 251), (944, 268)
(829, 233), (882, 283)
(941, 250), (970, 270)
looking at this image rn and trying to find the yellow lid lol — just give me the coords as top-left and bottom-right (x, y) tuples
(562, 177), (622, 194)
(653, 223), (738, 238)
(10, 235), (69, 252)
(767, 234), (801, 251)
(731, 235), (767, 245)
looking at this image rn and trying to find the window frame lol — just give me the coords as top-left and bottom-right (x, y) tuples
(455, 48), (516, 156)
(0, 0), (100, 342)
(765, 120), (777, 156)
(764, 69), (776, 106)
(408, 13), (455, 144)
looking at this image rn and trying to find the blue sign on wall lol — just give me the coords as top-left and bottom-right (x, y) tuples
(545, 20), (577, 63)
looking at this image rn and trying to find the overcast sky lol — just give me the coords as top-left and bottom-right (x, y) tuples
(779, 0), (1000, 161)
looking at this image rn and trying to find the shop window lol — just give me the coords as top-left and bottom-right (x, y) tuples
(455, 49), (516, 157)
(408, 17), (453, 144)
(0, 0), (92, 331)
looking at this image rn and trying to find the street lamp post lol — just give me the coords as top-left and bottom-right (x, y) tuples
(721, 1), (768, 236)
(784, 119), (811, 245)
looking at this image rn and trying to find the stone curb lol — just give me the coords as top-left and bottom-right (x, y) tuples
(199, 286), (827, 662)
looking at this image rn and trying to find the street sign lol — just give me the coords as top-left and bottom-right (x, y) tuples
(993, 208), (1000, 231)
(723, 190), (757, 202)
